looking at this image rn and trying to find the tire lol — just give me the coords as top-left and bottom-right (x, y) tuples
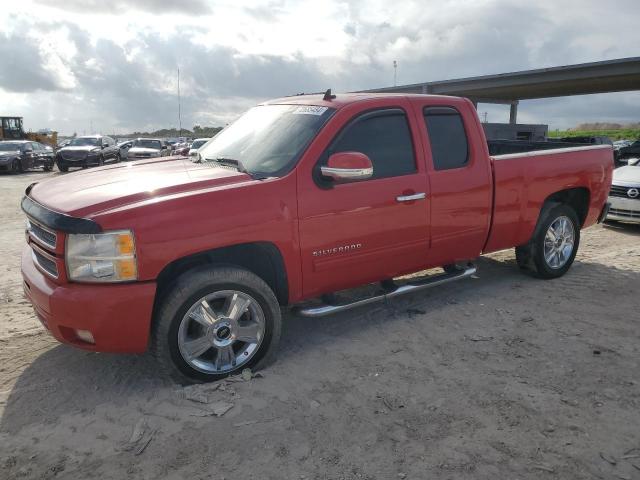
(443, 264), (463, 274)
(516, 204), (580, 279)
(151, 266), (282, 384)
(43, 162), (53, 172)
(57, 162), (68, 172)
(12, 159), (23, 173)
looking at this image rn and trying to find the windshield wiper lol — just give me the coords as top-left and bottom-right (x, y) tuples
(205, 157), (267, 179)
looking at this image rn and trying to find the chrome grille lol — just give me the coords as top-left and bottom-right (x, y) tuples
(61, 151), (86, 160)
(609, 185), (639, 199)
(609, 208), (640, 219)
(27, 219), (57, 249)
(32, 248), (58, 278)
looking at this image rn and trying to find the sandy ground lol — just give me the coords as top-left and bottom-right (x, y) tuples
(1, 170), (639, 480)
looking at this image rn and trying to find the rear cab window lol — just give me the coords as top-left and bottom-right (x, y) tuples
(423, 107), (469, 170)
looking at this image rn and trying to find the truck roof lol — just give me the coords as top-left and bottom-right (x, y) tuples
(264, 92), (468, 109)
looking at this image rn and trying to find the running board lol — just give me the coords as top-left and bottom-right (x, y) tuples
(295, 265), (477, 318)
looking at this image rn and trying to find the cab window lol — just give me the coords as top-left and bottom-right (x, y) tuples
(423, 107), (469, 170)
(326, 109), (416, 180)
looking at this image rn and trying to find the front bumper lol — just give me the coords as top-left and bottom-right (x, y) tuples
(21, 245), (157, 353)
(606, 195), (640, 223)
(58, 154), (89, 162)
(57, 154), (99, 168)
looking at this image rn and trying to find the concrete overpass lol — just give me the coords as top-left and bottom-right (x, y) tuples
(360, 57), (640, 124)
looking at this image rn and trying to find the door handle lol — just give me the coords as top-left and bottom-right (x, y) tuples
(396, 192), (426, 202)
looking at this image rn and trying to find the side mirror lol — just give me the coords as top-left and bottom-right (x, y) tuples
(24, 148), (33, 154)
(320, 151), (373, 182)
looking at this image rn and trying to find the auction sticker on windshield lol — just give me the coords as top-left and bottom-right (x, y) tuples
(292, 106), (328, 115)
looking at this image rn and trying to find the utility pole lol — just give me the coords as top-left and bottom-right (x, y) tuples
(482, 112), (488, 123)
(393, 60), (397, 87)
(177, 67), (182, 137)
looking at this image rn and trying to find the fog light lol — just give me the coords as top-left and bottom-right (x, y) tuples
(75, 329), (95, 344)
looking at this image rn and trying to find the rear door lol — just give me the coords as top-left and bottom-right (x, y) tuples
(105, 137), (117, 161)
(33, 142), (45, 166)
(411, 100), (492, 266)
(29, 142), (41, 168)
(297, 99), (430, 297)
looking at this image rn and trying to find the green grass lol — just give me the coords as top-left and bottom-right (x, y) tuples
(548, 129), (640, 141)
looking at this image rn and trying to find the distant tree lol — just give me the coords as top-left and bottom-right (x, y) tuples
(575, 122), (640, 130)
(120, 125), (223, 139)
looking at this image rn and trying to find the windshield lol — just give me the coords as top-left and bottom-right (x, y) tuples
(69, 137), (99, 146)
(0, 142), (23, 152)
(199, 104), (335, 176)
(134, 139), (162, 149)
(191, 139), (208, 150)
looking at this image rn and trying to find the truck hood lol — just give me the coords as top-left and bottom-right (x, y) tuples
(612, 165), (640, 185)
(29, 157), (252, 217)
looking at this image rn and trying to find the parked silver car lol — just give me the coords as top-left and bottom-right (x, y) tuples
(126, 138), (171, 160)
(606, 158), (640, 223)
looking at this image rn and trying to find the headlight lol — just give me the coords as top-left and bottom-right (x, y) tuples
(66, 230), (137, 283)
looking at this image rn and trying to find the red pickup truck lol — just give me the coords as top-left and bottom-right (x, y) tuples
(21, 93), (612, 382)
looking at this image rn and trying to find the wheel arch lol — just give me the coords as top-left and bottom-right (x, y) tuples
(154, 242), (290, 307)
(542, 187), (590, 227)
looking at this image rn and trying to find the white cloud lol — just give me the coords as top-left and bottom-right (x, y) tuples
(1, 0), (638, 134)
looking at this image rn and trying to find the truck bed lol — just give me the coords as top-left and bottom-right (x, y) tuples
(483, 144), (613, 253)
(487, 139), (589, 156)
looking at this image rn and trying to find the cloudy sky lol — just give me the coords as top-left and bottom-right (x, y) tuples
(1, 0), (639, 135)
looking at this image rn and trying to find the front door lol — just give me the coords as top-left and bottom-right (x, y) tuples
(297, 100), (430, 298)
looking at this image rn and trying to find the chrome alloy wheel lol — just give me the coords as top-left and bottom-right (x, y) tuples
(543, 216), (575, 269)
(177, 290), (265, 374)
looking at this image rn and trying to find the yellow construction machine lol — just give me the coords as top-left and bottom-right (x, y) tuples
(0, 116), (58, 148)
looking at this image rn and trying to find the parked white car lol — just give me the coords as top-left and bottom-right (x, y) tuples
(188, 138), (211, 157)
(606, 158), (640, 223)
(127, 138), (171, 160)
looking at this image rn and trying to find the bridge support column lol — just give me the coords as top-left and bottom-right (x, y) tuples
(509, 100), (519, 124)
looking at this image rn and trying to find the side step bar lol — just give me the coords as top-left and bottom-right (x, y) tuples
(296, 264), (477, 318)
